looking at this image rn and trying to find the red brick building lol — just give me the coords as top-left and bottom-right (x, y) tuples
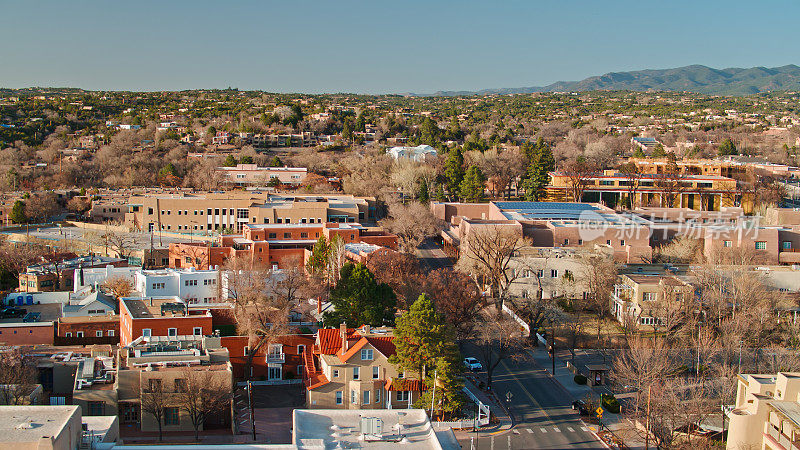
(221, 334), (315, 380)
(56, 315), (120, 345)
(119, 297), (213, 346)
(0, 322), (54, 345)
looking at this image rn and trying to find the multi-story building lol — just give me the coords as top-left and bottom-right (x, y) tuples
(303, 325), (424, 410)
(19, 256), (128, 293)
(216, 163), (307, 187)
(221, 334), (315, 380)
(727, 372), (800, 450)
(123, 193), (380, 232)
(545, 170), (738, 211)
(119, 297), (213, 346)
(169, 222), (397, 270)
(116, 335), (233, 434)
(611, 273), (694, 327)
(133, 268), (220, 305)
(56, 315), (120, 345)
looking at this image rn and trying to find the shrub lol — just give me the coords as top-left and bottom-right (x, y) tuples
(574, 374), (588, 385)
(601, 394), (620, 414)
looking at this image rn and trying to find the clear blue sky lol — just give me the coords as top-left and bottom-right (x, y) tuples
(1, 0), (798, 94)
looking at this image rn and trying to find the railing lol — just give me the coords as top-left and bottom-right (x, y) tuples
(501, 301), (530, 337)
(266, 352), (285, 363)
(236, 379), (302, 387)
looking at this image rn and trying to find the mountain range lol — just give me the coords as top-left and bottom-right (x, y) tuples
(417, 64), (800, 97)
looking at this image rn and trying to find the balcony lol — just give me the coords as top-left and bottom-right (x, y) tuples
(266, 352), (285, 364)
(765, 422), (800, 450)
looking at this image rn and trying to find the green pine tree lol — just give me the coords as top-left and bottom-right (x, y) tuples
(459, 165), (486, 203)
(269, 156), (283, 167)
(434, 183), (447, 202)
(9, 200), (26, 224)
(391, 294), (455, 379)
(521, 140), (554, 201)
(444, 147), (465, 200)
(415, 350), (465, 419)
(417, 178), (430, 204)
(632, 147), (646, 158)
(306, 236), (329, 274)
(240, 155), (254, 164)
(223, 155), (238, 167)
(322, 263), (396, 327)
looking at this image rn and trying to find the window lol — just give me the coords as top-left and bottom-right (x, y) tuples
(88, 401), (105, 416)
(643, 292), (657, 302)
(578, 239), (583, 245)
(550, 269), (558, 278)
(333, 369), (339, 378)
(95, 331), (103, 337)
(76, 331), (84, 338)
(184, 280), (198, 286)
(65, 332), (72, 337)
(152, 282), (165, 290)
(361, 349), (373, 361)
(375, 389), (381, 403)
(268, 233), (277, 239)
(363, 390), (370, 405)
(373, 366), (380, 379)
(297, 344), (306, 355)
(142, 328), (152, 337)
(149, 379), (162, 391)
(168, 328), (178, 337)
(620, 240), (625, 246)
(107, 330), (114, 337)
(351, 390), (357, 404)
(283, 232), (291, 239)
(723, 240), (732, 247)
(396, 391), (410, 402)
(563, 238), (569, 245)
(353, 367), (360, 380)
(335, 391), (343, 405)
(300, 232), (308, 239)
(164, 407), (180, 425)
(606, 239), (612, 245)
(268, 367), (282, 380)
(755, 241), (767, 250)
(193, 327), (202, 336)
(782, 241), (793, 250)
(174, 378), (187, 392)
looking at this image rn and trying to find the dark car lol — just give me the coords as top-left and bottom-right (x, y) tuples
(571, 400), (589, 415)
(0, 307), (27, 318)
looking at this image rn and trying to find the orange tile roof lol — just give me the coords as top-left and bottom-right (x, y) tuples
(317, 328), (356, 355)
(307, 372), (330, 390)
(385, 378), (425, 392)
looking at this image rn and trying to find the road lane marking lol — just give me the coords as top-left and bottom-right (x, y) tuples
(581, 426), (589, 431)
(553, 426), (561, 432)
(567, 426), (575, 432)
(526, 429), (533, 434)
(540, 427), (547, 433)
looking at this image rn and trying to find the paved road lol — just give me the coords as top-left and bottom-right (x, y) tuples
(416, 238), (453, 271)
(459, 342), (605, 449)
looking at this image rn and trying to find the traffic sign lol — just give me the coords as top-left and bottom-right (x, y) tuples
(595, 407), (604, 418)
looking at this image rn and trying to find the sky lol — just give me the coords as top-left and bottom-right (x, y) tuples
(1, 0), (799, 94)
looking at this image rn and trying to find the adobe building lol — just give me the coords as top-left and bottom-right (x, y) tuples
(119, 297), (213, 346)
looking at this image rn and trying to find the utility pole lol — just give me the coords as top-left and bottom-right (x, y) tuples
(429, 369), (437, 419)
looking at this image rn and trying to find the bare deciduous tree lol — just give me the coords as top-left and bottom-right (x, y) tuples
(101, 275), (133, 298)
(176, 368), (232, 441)
(457, 223), (526, 303)
(379, 201), (443, 253)
(0, 349), (37, 405)
(474, 311), (527, 389)
(141, 378), (167, 441)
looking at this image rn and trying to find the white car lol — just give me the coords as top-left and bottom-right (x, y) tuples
(464, 357), (483, 371)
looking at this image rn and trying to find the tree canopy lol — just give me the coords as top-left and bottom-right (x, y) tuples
(323, 262), (396, 327)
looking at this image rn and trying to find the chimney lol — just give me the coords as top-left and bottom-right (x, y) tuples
(340, 323), (348, 355)
(363, 324), (371, 334)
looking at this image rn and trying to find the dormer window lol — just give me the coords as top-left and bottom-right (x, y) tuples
(361, 349), (373, 361)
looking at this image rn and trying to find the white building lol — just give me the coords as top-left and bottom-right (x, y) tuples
(386, 145), (438, 162)
(134, 268), (220, 305)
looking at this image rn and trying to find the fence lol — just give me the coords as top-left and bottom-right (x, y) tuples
(461, 387), (491, 427)
(501, 301), (530, 337)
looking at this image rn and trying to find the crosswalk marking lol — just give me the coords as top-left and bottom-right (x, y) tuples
(567, 426), (575, 432)
(526, 428), (533, 434)
(553, 426), (561, 432)
(581, 426), (589, 432)
(540, 427), (547, 433)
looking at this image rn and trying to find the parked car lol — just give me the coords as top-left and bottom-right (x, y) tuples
(0, 307), (26, 319)
(571, 400), (589, 415)
(464, 357), (483, 371)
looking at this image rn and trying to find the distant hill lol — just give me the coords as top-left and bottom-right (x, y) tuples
(417, 64), (800, 96)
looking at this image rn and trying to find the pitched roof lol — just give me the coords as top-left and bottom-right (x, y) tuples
(385, 378), (425, 392)
(316, 327), (357, 354)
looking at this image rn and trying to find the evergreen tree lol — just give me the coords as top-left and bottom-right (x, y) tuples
(459, 165), (486, 203)
(417, 178), (430, 204)
(521, 140), (554, 201)
(632, 147), (646, 158)
(392, 294), (464, 418)
(322, 263), (396, 327)
(269, 156), (283, 167)
(392, 294), (454, 378)
(223, 155), (238, 167)
(159, 163), (178, 177)
(9, 200), (26, 224)
(434, 183), (446, 202)
(306, 236), (329, 274)
(718, 138), (737, 156)
(444, 147), (465, 200)
(652, 144), (667, 158)
(207, 126), (217, 137)
(240, 155), (253, 164)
